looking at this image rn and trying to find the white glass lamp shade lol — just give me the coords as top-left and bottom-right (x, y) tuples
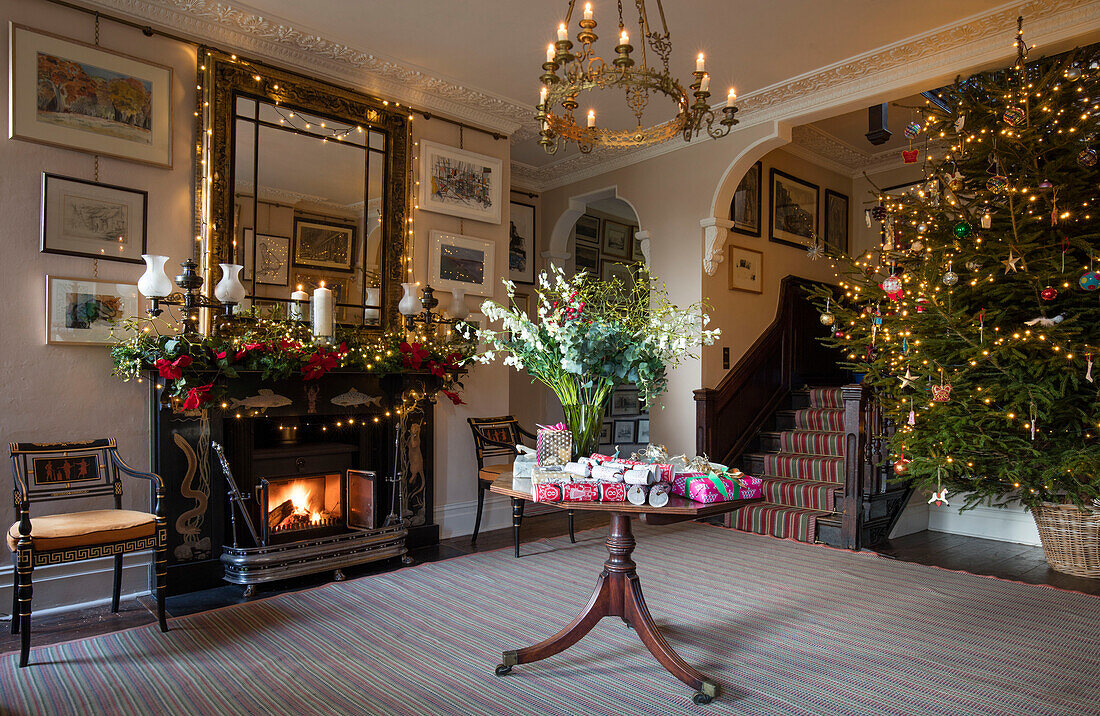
(364, 287), (381, 324)
(214, 263), (247, 304)
(448, 288), (469, 321)
(138, 254), (173, 298)
(399, 282), (422, 316)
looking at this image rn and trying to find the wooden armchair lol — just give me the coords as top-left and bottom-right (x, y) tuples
(468, 416), (574, 557)
(7, 439), (168, 667)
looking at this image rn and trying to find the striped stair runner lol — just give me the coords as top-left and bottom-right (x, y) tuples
(733, 386), (844, 542)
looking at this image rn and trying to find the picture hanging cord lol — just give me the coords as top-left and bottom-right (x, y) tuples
(42, 0), (507, 142)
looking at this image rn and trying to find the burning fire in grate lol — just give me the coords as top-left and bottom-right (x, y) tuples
(267, 476), (342, 533)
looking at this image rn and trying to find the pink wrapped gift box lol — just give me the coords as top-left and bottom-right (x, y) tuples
(671, 472), (762, 504)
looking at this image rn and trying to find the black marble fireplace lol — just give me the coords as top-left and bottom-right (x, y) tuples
(150, 371), (438, 594)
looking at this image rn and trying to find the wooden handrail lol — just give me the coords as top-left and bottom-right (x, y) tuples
(694, 275), (844, 465)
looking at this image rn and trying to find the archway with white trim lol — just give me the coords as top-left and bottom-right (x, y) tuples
(546, 186), (650, 267)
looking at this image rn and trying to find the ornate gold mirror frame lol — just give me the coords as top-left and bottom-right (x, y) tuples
(195, 49), (409, 332)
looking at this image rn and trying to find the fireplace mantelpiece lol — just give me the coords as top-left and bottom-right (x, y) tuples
(151, 371), (438, 594)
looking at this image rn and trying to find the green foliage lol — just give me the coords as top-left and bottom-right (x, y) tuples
(809, 40), (1100, 509)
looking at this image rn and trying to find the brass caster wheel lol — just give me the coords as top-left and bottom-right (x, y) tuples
(333, 569), (346, 582)
(401, 555), (415, 566)
(692, 692), (713, 705)
(242, 585), (256, 599)
(494, 664), (513, 676)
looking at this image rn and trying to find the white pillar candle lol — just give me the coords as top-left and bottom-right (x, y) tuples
(312, 283), (333, 338)
(583, 2), (592, 21)
(290, 285), (309, 321)
(696, 53), (705, 72)
(587, 109), (596, 128)
(546, 44), (555, 62)
(557, 23), (568, 41)
(726, 88), (736, 107)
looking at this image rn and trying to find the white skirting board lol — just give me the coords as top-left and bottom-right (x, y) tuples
(0, 552), (151, 616)
(437, 493), (562, 539)
(928, 500), (1041, 546)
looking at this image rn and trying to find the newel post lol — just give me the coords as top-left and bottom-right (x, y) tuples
(840, 383), (865, 550)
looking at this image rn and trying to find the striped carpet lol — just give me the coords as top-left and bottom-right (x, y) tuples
(2, 523), (1099, 716)
(736, 387), (845, 541)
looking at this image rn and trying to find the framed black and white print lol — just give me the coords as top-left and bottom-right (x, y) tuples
(41, 173), (147, 264)
(574, 214), (600, 245)
(293, 217), (356, 272)
(824, 189), (849, 254)
(613, 420), (636, 444)
(602, 220), (631, 258)
(509, 200), (536, 284)
(575, 244), (600, 274)
(769, 168), (819, 249)
(636, 419), (650, 444)
(599, 421), (612, 444)
(611, 388), (641, 416)
(730, 161), (761, 236)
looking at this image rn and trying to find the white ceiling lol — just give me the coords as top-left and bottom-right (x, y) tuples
(230, 0), (1006, 166)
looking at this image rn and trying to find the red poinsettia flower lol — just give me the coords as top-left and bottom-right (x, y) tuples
(235, 342), (268, 361)
(214, 350), (228, 361)
(428, 360), (446, 378)
(155, 354), (193, 380)
(279, 339), (302, 352)
(444, 351), (464, 370)
(302, 351), (339, 381)
(181, 383), (214, 410)
(399, 341), (430, 370)
(442, 389), (465, 406)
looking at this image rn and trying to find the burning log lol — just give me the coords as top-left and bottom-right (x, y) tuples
(268, 499), (294, 532)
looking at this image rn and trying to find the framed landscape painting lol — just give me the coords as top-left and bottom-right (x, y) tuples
(825, 189), (849, 254)
(10, 25), (172, 167)
(769, 168), (818, 249)
(602, 220), (632, 258)
(293, 218), (356, 272)
(508, 200), (535, 284)
(419, 140), (502, 224)
(41, 173), (147, 263)
(730, 161), (761, 236)
(429, 230), (496, 296)
(45, 275), (138, 345)
(574, 214), (600, 245)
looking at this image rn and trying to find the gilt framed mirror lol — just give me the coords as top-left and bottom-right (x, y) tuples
(197, 50), (409, 331)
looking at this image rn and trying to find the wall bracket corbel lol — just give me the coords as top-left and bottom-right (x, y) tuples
(700, 218), (733, 276)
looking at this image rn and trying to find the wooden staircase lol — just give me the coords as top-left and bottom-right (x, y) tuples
(694, 276), (911, 549)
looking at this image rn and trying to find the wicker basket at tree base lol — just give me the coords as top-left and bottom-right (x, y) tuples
(1032, 503), (1100, 578)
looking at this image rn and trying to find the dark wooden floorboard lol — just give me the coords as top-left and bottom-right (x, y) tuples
(4, 522), (1097, 655)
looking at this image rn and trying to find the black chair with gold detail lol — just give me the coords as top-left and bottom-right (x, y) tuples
(468, 416), (575, 557)
(7, 439), (168, 667)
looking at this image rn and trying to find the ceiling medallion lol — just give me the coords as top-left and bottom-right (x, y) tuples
(536, 0), (738, 155)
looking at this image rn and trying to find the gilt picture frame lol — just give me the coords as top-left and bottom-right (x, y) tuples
(10, 24), (173, 168)
(419, 140), (502, 224)
(769, 168), (819, 249)
(45, 275), (139, 345)
(40, 173), (147, 264)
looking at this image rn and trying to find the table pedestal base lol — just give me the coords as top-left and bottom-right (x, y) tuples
(495, 513), (719, 704)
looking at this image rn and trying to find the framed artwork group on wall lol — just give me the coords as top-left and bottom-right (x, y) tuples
(40, 173), (147, 264)
(419, 140), (502, 224)
(429, 230), (496, 296)
(509, 200), (535, 285)
(769, 168), (819, 249)
(10, 24), (173, 168)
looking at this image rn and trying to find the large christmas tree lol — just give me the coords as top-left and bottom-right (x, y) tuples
(811, 20), (1100, 510)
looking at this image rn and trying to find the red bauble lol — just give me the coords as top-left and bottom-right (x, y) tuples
(893, 458), (911, 475)
(1041, 286), (1058, 301)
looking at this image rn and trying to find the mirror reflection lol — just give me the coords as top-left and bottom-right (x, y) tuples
(232, 96), (386, 326)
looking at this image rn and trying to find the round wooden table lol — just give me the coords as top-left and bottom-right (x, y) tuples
(489, 475), (763, 704)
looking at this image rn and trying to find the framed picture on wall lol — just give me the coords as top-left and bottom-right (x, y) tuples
(575, 244), (600, 273)
(602, 220), (632, 258)
(769, 168), (819, 249)
(599, 422), (612, 444)
(637, 419), (650, 444)
(727, 245), (763, 293)
(45, 275), (139, 345)
(574, 214), (600, 245)
(10, 25), (173, 168)
(824, 189), (849, 254)
(254, 234), (291, 286)
(631, 229), (645, 262)
(293, 218), (356, 272)
(40, 173), (147, 264)
(613, 420), (636, 444)
(429, 230), (496, 296)
(509, 200), (536, 285)
(419, 140), (503, 224)
(611, 388), (641, 416)
(730, 161), (762, 236)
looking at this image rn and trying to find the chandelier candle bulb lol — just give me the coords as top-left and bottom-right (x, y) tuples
(546, 44), (555, 62)
(620, 29), (629, 45)
(696, 52), (705, 72)
(727, 88), (736, 107)
(587, 109), (596, 128)
(557, 23), (567, 41)
(583, 2), (592, 21)
(700, 74), (710, 92)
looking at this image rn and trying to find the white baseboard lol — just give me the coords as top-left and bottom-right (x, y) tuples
(0, 552), (152, 615)
(928, 500), (1041, 546)
(889, 492), (930, 539)
(437, 493), (560, 539)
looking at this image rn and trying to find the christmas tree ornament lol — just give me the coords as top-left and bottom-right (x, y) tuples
(928, 487), (950, 507)
(1087, 351), (1094, 384)
(902, 149), (919, 163)
(806, 237), (824, 261)
(987, 175), (1008, 192)
(979, 309), (985, 343)
(1078, 148), (1098, 168)
(1038, 179), (1053, 189)
(981, 212), (992, 229)
(917, 222), (928, 233)
(954, 114), (966, 132)
(893, 456), (911, 475)
(910, 240), (924, 253)
(1002, 106), (1026, 126)
(907, 398), (916, 426)
(1065, 65), (1082, 81)
(882, 275), (902, 294)
(932, 369), (951, 402)
(953, 221), (973, 238)
(1040, 285), (1058, 301)
(904, 121), (922, 138)
(916, 297), (928, 313)
(899, 368), (917, 389)
(819, 297), (835, 326)
(1024, 314), (1065, 327)
(1029, 401), (1039, 441)
(965, 260), (983, 272)
(1080, 271), (1100, 291)
(871, 205), (887, 221)
(1002, 250), (1022, 274)
(943, 269), (959, 286)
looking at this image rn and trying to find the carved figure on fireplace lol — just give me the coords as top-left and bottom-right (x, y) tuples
(331, 387), (383, 408)
(407, 422), (426, 526)
(229, 389), (293, 410)
(305, 384), (320, 414)
(171, 429), (211, 562)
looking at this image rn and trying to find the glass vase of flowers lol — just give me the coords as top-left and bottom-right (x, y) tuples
(464, 265), (720, 457)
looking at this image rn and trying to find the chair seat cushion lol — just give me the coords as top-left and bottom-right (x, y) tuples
(7, 509), (156, 553)
(479, 463), (513, 482)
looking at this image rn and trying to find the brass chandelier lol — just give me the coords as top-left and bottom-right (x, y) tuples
(537, 0), (738, 155)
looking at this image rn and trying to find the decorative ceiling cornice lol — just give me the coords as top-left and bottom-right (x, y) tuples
(512, 0), (1100, 191)
(83, 0), (529, 136)
(787, 124), (947, 178)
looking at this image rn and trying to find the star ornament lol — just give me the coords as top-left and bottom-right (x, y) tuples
(928, 489), (950, 507)
(1002, 251), (1022, 274)
(899, 369), (917, 390)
